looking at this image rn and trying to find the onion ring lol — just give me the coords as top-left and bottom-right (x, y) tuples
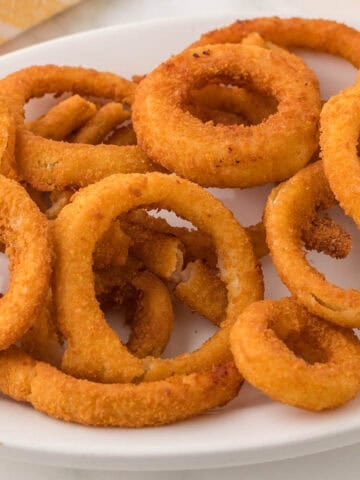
(321, 83), (360, 228)
(132, 43), (320, 187)
(190, 83), (277, 126)
(0, 65), (158, 190)
(194, 17), (360, 68)
(0, 346), (241, 427)
(93, 221), (131, 269)
(53, 172), (263, 383)
(21, 291), (62, 366)
(230, 298), (360, 410)
(0, 175), (51, 349)
(264, 161), (360, 327)
(125, 271), (174, 358)
(175, 260), (227, 326)
(106, 125), (137, 146)
(121, 221), (184, 279)
(95, 263), (173, 358)
(0, 102), (16, 179)
(26, 95), (97, 140)
(72, 102), (130, 144)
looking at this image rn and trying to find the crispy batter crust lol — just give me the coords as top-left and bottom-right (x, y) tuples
(0, 175), (52, 348)
(53, 173), (263, 383)
(195, 17), (360, 67)
(0, 65), (158, 190)
(264, 161), (360, 327)
(26, 95), (97, 140)
(230, 298), (360, 410)
(133, 43), (320, 187)
(0, 347), (241, 427)
(321, 84), (360, 228)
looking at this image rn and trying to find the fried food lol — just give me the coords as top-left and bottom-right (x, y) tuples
(53, 173), (263, 383)
(132, 43), (320, 187)
(302, 215), (351, 259)
(264, 161), (360, 327)
(175, 260), (227, 326)
(0, 175), (51, 349)
(230, 298), (360, 410)
(95, 264), (174, 358)
(0, 101), (16, 179)
(120, 221), (184, 279)
(106, 125), (137, 146)
(0, 16), (359, 428)
(46, 189), (74, 219)
(93, 222), (131, 269)
(124, 209), (218, 267)
(0, 347), (241, 427)
(0, 65), (158, 190)
(21, 291), (62, 366)
(195, 17), (360, 67)
(72, 102), (130, 144)
(26, 95), (97, 140)
(190, 84), (277, 126)
(126, 271), (174, 358)
(321, 83), (360, 228)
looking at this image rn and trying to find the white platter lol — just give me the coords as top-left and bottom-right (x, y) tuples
(0, 15), (359, 471)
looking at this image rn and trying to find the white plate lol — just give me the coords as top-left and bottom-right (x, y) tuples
(0, 15), (359, 472)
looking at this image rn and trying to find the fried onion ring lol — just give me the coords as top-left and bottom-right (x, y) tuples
(26, 95), (97, 140)
(190, 83), (277, 126)
(0, 101), (16, 179)
(121, 221), (184, 279)
(125, 271), (174, 358)
(132, 43), (320, 187)
(321, 84), (360, 228)
(195, 17), (360, 68)
(0, 65), (158, 189)
(175, 260), (227, 326)
(0, 176), (51, 348)
(264, 161), (360, 327)
(72, 102), (130, 144)
(53, 173), (263, 383)
(230, 298), (360, 410)
(106, 125), (137, 146)
(0, 346), (241, 427)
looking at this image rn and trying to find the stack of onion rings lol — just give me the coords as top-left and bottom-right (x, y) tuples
(0, 16), (358, 427)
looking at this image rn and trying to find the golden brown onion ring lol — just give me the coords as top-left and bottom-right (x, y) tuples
(21, 291), (62, 367)
(230, 298), (360, 410)
(126, 271), (174, 358)
(0, 346), (241, 427)
(0, 176), (51, 349)
(53, 173), (263, 383)
(190, 84), (277, 126)
(0, 65), (158, 190)
(72, 102), (130, 144)
(0, 102), (16, 179)
(106, 125), (137, 146)
(321, 84), (360, 228)
(26, 95), (97, 140)
(175, 260), (227, 326)
(132, 43), (320, 188)
(93, 222), (131, 269)
(195, 17), (360, 68)
(120, 221), (184, 279)
(264, 161), (360, 327)
(95, 264), (173, 358)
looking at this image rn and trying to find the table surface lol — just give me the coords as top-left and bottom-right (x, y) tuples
(1, 0), (359, 478)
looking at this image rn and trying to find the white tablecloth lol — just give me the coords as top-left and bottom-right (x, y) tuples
(1, 0), (359, 478)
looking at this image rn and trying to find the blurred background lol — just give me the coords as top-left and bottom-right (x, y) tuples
(0, 0), (358, 55)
